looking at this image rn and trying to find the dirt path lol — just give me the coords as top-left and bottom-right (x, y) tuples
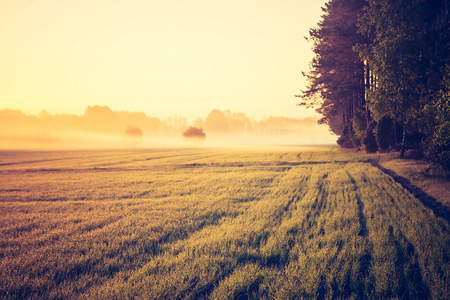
(372, 162), (450, 224)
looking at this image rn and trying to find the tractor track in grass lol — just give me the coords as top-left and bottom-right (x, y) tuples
(372, 162), (450, 223)
(1, 149), (449, 299)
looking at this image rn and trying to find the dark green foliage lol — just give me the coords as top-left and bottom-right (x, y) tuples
(429, 78), (450, 176)
(406, 131), (425, 152)
(302, 0), (449, 170)
(352, 109), (367, 141)
(337, 126), (358, 148)
(376, 116), (394, 152)
(357, 0), (433, 157)
(337, 135), (353, 149)
(362, 121), (378, 153)
(436, 152), (450, 177)
(356, 0), (449, 162)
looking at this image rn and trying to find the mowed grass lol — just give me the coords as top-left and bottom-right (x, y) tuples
(0, 147), (448, 299)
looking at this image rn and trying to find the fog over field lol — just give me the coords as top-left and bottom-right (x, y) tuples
(0, 106), (335, 149)
(1, 0), (448, 297)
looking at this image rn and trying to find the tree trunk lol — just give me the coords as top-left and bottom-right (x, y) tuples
(400, 117), (407, 158)
(364, 61), (371, 126)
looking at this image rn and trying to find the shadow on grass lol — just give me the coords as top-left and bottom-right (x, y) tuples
(372, 163), (450, 224)
(387, 226), (431, 300)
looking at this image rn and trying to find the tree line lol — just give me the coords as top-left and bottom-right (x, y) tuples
(0, 106), (322, 138)
(300, 0), (449, 175)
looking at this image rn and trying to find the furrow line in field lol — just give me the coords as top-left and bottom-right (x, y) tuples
(0, 159), (370, 175)
(345, 168), (374, 298)
(86, 167), (311, 298)
(2, 149), (449, 299)
(360, 163), (448, 299)
(0, 151), (147, 168)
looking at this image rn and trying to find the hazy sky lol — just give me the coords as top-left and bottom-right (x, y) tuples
(0, 0), (326, 123)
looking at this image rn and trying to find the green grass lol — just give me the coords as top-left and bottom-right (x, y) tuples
(0, 147), (448, 299)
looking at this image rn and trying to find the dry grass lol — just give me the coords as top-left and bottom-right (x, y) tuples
(378, 152), (450, 209)
(0, 147), (448, 299)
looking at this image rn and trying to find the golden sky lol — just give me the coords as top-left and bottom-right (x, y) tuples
(0, 0), (326, 122)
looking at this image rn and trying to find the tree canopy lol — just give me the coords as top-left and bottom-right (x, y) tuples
(301, 0), (450, 174)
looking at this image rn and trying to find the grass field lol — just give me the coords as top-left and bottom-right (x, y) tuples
(0, 147), (449, 299)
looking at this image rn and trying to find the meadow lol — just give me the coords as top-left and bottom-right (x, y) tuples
(0, 147), (448, 299)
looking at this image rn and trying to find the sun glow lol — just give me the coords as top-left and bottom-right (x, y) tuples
(0, 0), (327, 124)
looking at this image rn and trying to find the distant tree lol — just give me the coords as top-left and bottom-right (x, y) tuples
(83, 105), (121, 132)
(162, 115), (188, 135)
(116, 111), (161, 134)
(182, 127), (206, 139)
(223, 110), (253, 133)
(193, 117), (205, 130)
(123, 126), (143, 147)
(205, 109), (230, 132)
(124, 126), (143, 137)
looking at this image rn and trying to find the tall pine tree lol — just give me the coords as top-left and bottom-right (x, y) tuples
(300, 0), (368, 147)
(302, 0), (449, 172)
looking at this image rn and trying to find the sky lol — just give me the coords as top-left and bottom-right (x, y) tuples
(0, 0), (327, 123)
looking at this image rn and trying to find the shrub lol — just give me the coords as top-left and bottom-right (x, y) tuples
(123, 126), (143, 147)
(376, 116), (394, 152)
(362, 121), (378, 153)
(351, 109), (367, 141)
(182, 126), (206, 139)
(337, 126), (357, 148)
(124, 126), (143, 137)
